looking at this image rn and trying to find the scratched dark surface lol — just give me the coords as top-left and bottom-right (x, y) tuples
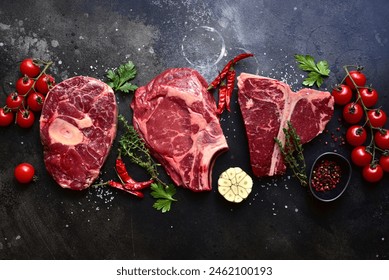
(1, 0), (389, 259)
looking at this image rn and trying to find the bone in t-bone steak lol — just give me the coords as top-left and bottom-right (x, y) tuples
(131, 68), (228, 192)
(40, 76), (117, 190)
(237, 73), (334, 177)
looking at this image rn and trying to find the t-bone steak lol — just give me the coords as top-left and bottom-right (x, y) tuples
(237, 73), (334, 177)
(40, 76), (117, 190)
(131, 68), (228, 192)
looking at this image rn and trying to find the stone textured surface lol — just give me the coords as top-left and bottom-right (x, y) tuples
(0, 0), (389, 259)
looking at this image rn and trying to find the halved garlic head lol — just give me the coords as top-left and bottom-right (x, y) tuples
(218, 167), (253, 203)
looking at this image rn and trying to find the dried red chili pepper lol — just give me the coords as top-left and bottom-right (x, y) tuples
(123, 179), (154, 191)
(208, 70), (226, 91)
(208, 53), (253, 90)
(216, 82), (227, 115)
(231, 52), (254, 64)
(108, 180), (144, 198)
(115, 157), (133, 183)
(107, 180), (123, 189)
(115, 157), (153, 190)
(225, 68), (236, 112)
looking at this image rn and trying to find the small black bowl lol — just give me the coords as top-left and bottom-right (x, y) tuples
(309, 152), (352, 202)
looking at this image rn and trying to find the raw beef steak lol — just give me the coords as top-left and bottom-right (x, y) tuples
(237, 73), (334, 177)
(131, 68), (228, 192)
(40, 76), (117, 190)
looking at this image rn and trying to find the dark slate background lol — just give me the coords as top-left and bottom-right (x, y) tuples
(1, 0), (389, 259)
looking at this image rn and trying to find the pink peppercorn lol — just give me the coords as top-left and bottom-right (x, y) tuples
(311, 159), (342, 192)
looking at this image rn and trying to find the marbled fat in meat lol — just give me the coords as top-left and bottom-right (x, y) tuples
(237, 73), (334, 177)
(40, 76), (117, 190)
(131, 68), (228, 192)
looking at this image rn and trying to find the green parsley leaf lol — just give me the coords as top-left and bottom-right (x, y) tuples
(150, 183), (177, 213)
(106, 61), (138, 93)
(295, 54), (330, 88)
(303, 71), (324, 87)
(316, 60), (330, 76)
(119, 83), (138, 93)
(295, 54), (317, 72)
(106, 69), (116, 80)
(153, 199), (173, 213)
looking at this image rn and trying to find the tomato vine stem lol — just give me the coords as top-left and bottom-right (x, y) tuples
(342, 65), (384, 165)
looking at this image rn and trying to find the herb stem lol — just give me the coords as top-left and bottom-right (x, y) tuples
(118, 114), (169, 188)
(275, 121), (308, 187)
(343, 65), (378, 163)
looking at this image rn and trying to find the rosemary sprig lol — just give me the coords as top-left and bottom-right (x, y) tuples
(275, 121), (308, 187)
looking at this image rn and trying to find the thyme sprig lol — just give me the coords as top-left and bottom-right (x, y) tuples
(275, 121), (308, 187)
(118, 115), (177, 212)
(118, 114), (159, 178)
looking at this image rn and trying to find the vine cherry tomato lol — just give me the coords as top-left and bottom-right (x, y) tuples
(16, 76), (34, 96)
(16, 109), (35, 128)
(27, 92), (45, 112)
(375, 129), (389, 150)
(346, 125), (367, 146)
(379, 155), (389, 173)
(331, 84), (353, 105)
(6, 92), (24, 111)
(362, 164), (383, 183)
(35, 74), (55, 95)
(345, 70), (366, 90)
(0, 107), (14, 127)
(20, 58), (41, 78)
(343, 103), (364, 124)
(368, 109), (387, 128)
(14, 163), (35, 184)
(359, 87), (378, 108)
(351, 146), (372, 167)
(379, 154), (389, 172)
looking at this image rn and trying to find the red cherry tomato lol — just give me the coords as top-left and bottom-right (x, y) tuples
(379, 155), (389, 173)
(343, 103), (364, 124)
(6, 92), (24, 111)
(27, 92), (45, 112)
(362, 164), (383, 183)
(35, 74), (55, 95)
(20, 58), (41, 78)
(14, 163), (35, 184)
(351, 146), (372, 167)
(346, 125), (367, 146)
(375, 130), (389, 150)
(16, 76), (34, 96)
(331, 84), (353, 105)
(345, 70), (366, 90)
(16, 109), (35, 128)
(0, 107), (14, 127)
(359, 87), (378, 108)
(368, 109), (387, 128)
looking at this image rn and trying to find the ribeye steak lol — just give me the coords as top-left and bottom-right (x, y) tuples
(131, 68), (228, 192)
(40, 76), (117, 190)
(237, 73), (334, 177)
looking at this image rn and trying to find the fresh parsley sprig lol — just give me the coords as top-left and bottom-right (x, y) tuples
(107, 61), (138, 93)
(150, 183), (177, 213)
(295, 54), (330, 88)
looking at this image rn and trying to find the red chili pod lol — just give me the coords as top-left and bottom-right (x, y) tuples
(115, 157), (135, 183)
(123, 179), (154, 191)
(225, 69), (236, 112)
(216, 83), (227, 115)
(108, 180), (144, 198)
(208, 53), (253, 90)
